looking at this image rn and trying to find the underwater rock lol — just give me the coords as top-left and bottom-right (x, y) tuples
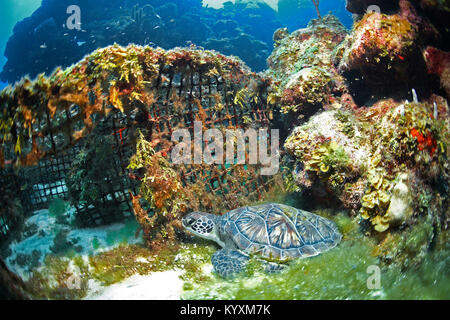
(284, 109), (367, 207)
(336, 1), (442, 103)
(423, 46), (450, 100)
(266, 15), (352, 129)
(284, 96), (449, 234)
(337, 12), (420, 91)
(417, 0), (450, 47)
(0, 258), (31, 299)
(273, 27), (289, 42)
(385, 173), (414, 226)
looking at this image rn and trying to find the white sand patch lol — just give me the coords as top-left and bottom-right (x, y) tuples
(84, 271), (184, 300)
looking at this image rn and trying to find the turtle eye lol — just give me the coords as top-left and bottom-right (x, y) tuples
(186, 217), (195, 225)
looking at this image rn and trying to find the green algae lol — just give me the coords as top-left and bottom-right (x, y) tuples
(382, 248), (450, 299)
(48, 198), (70, 225)
(180, 211), (450, 300)
(87, 244), (175, 286)
(105, 218), (140, 246)
(21, 239), (215, 299)
(181, 238), (379, 300)
(18, 206), (450, 300)
(26, 254), (89, 300)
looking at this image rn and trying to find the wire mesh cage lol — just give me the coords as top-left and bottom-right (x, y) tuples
(0, 45), (280, 242)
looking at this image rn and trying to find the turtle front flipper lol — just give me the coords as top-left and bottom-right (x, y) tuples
(211, 249), (249, 278)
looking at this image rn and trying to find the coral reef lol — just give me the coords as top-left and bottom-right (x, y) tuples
(423, 46), (450, 99)
(337, 11), (422, 98)
(285, 96), (449, 234)
(336, 0), (444, 103)
(1, 0), (282, 83)
(273, 10), (449, 262)
(266, 15), (353, 129)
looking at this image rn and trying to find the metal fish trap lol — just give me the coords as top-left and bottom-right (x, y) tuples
(0, 45), (279, 242)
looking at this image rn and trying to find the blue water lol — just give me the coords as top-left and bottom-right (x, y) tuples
(0, 0), (353, 87)
(0, 0), (41, 86)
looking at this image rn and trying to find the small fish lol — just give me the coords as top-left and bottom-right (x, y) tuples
(40, 43), (47, 49)
(398, 55), (405, 60)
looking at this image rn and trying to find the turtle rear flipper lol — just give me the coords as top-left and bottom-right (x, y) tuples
(211, 249), (249, 278)
(264, 261), (287, 274)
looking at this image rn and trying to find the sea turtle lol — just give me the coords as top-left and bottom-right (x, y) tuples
(182, 203), (342, 278)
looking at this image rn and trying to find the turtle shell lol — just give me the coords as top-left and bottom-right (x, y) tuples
(219, 203), (342, 261)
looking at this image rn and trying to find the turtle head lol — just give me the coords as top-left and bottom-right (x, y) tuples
(182, 212), (225, 247)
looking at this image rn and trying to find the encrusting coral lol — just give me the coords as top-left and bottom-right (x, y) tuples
(335, 0), (443, 102)
(285, 94), (448, 234)
(423, 46), (450, 100)
(265, 14), (354, 129)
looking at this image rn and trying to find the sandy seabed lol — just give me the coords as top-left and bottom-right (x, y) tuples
(84, 270), (184, 300)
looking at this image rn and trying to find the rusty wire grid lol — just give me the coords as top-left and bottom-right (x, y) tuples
(0, 45), (281, 241)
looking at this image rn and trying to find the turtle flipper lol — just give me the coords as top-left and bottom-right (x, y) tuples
(211, 249), (249, 278)
(264, 261), (287, 274)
